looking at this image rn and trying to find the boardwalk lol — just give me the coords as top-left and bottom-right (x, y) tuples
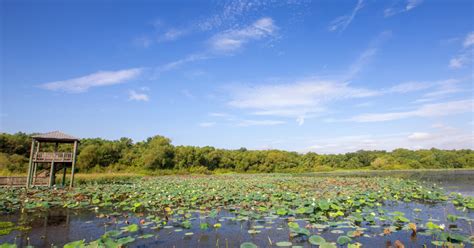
(0, 176), (48, 187)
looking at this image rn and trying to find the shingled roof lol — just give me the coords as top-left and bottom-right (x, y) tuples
(32, 131), (79, 142)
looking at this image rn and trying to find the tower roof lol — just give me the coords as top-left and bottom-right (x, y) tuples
(32, 131), (79, 142)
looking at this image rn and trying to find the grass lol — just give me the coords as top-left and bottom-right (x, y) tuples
(1, 167), (473, 178)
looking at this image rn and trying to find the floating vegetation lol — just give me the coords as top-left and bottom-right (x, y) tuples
(0, 174), (473, 247)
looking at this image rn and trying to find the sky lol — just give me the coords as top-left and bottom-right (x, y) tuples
(1, 0), (473, 154)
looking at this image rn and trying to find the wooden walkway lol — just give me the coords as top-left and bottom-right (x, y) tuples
(0, 176), (48, 187)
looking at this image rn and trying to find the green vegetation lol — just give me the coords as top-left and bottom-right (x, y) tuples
(0, 174), (473, 247)
(1, 132), (473, 174)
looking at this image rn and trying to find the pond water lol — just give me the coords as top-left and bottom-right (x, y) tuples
(0, 170), (473, 248)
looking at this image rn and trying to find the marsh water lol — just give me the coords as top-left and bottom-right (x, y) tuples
(1, 170), (473, 248)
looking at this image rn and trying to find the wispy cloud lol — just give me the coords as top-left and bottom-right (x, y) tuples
(202, 114), (284, 127)
(387, 78), (464, 101)
(384, 0), (423, 17)
(421, 79), (463, 98)
(135, 0), (305, 47)
(303, 126), (473, 154)
(181, 89), (195, 99)
(150, 17), (277, 77)
(224, 32), (390, 125)
(159, 28), (187, 42)
(228, 79), (378, 124)
(449, 57), (466, 69)
(155, 53), (211, 75)
(199, 122), (216, 128)
(236, 119), (286, 127)
(133, 36), (152, 48)
(209, 17), (277, 53)
(133, 20), (189, 48)
(328, 0), (364, 32)
(40, 68), (143, 93)
(128, 89), (149, 102)
(209, 112), (235, 119)
(351, 99), (473, 122)
(388, 81), (432, 93)
(196, 0), (306, 31)
(197, 0), (263, 31)
(463, 32), (474, 47)
(407, 132), (433, 141)
(345, 31), (392, 79)
(449, 31), (474, 69)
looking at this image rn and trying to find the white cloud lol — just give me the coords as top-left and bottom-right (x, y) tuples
(237, 119), (286, 127)
(181, 89), (195, 99)
(296, 116), (305, 126)
(345, 31), (391, 79)
(209, 17), (277, 52)
(195, 0), (304, 31)
(205, 113), (285, 127)
(355, 102), (373, 108)
(40, 68), (143, 93)
(384, 0), (423, 17)
(150, 18), (277, 77)
(388, 81), (432, 93)
(422, 79), (462, 98)
(199, 122), (216, 128)
(230, 80), (377, 109)
(197, 0), (262, 31)
(156, 53), (210, 74)
(128, 90), (149, 102)
(160, 28), (186, 42)
(229, 79), (378, 120)
(449, 31), (474, 69)
(328, 0), (364, 32)
(209, 112), (234, 119)
(431, 123), (457, 132)
(406, 0), (423, 10)
(351, 99), (473, 122)
(223, 32), (391, 125)
(346, 48), (377, 78)
(408, 132), (433, 141)
(134, 36), (152, 48)
(303, 127), (473, 154)
(387, 78), (463, 101)
(463, 32), (474, 48)
(138, 0), (304, 46)
(449, 57), (465, 68)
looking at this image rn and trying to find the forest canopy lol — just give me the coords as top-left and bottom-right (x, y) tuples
(0, 132), (472, 174)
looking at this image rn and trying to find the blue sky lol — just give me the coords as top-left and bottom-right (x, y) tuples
(1, 0), (473, 153)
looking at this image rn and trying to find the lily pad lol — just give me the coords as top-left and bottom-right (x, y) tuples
(308, 235), (325, 245)
(276, 241), (292, 247)
(240, 242), (258, 248)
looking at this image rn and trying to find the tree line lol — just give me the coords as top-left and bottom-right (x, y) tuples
(1, 132), (473, 174)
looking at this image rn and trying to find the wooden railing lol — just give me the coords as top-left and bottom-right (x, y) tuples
(0, 177), (27, 186)
(33, 152), (73, 162)
(0, 176), (48, 187)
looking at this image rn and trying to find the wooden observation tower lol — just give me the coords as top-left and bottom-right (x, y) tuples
(26, 131), (79, 188)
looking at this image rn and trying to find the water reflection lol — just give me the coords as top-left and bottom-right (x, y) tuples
(2, 200), (473, 248)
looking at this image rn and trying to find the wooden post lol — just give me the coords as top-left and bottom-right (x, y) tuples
(32, 142), (40, 186)
(32, 163), (37, 186)
(26, 139), (36, 188)
(49, 161), (55, 187)
(70, 141), (78, 188)
(62, 165), (67, 186)
(49, 143), (58, 187)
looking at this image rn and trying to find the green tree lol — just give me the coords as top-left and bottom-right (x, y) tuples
(140, 136), (174, 170)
